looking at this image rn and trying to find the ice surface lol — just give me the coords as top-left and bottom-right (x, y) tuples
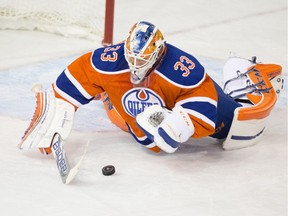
(0, 0), (287, 216)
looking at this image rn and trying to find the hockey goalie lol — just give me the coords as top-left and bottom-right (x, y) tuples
(18, 21), (283, 156)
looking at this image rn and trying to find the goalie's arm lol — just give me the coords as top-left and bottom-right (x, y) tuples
(19, 52), (104, 150)
(52, 52), (104, 108)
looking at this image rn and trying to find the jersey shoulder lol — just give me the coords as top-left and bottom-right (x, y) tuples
(91, 42), (129, 73)
(156, 43), (206, 88)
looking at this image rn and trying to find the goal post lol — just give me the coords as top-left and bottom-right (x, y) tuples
(102, 0), (115, 46)
(0, 0), (115, 45)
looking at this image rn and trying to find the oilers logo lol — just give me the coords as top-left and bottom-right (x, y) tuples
(122, 88), (165, 117)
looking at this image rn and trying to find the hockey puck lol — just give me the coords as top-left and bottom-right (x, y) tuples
(102, 165), (115, 176)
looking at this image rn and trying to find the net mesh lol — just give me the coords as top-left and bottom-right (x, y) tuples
(0, 0), (105, 40)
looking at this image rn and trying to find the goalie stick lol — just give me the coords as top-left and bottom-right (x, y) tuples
(51, 133), (89, 184)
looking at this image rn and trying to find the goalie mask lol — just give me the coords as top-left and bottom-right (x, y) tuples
(124, 21), (166, 84)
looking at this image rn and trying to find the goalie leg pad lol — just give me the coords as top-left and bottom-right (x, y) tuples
(222, 108), (267, 150)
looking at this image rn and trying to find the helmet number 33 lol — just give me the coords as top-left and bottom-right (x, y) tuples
(174, 55), (195, 77)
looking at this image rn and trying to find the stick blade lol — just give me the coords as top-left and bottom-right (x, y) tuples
(51, 133), (89, 184)
(64, 140), (89, 184)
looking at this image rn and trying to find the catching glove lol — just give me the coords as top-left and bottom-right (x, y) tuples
(18, 89), (75, 151)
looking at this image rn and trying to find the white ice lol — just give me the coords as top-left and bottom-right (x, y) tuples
(0, 0), (287, 216)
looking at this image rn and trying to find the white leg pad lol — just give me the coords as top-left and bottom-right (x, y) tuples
(223, 108), (267, 150)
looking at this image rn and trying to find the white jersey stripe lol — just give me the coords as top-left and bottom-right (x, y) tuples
(64, 68), (93, 99)
(53, 84), (82, 107)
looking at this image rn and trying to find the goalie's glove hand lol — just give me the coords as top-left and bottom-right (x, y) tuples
(18, 89), (75, 151)
(136, 105), (195, 153)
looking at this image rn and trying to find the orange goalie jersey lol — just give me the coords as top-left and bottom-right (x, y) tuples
(52, 42), (242, 151)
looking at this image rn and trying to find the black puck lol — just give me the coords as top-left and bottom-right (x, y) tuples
(102, 165), (115, 176)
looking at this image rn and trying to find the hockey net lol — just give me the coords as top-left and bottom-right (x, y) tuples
(0, 0), (114, 44)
